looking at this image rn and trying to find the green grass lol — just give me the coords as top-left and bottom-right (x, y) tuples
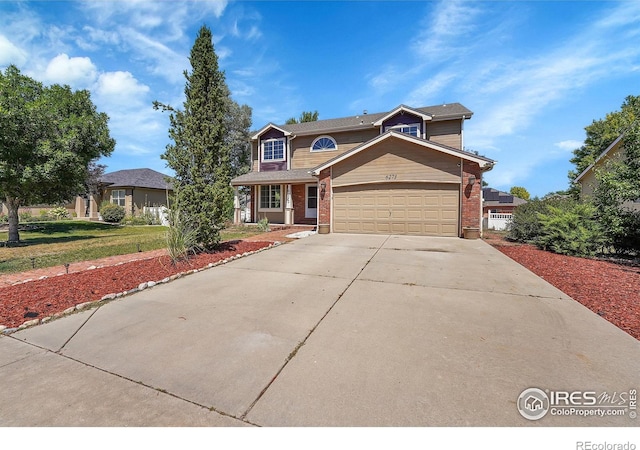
(0, 221), (264, 274)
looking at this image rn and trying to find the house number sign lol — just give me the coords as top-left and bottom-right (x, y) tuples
(385, 174), (397, 180)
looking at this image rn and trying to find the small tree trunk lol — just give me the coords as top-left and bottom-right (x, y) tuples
(6, 196), (20, 243)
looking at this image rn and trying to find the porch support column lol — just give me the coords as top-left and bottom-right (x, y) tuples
(233, 187), (241, 224)
(284, 184), (293, 225)
(88, 193), (99, 219)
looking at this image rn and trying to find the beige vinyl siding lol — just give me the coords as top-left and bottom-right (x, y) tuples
(427, 120), (462, 149)
(252, 141), (259, 171)
(333, 183), (459, 236)
(580, 144), (624, 198)
(132, 188), (170, 212)
(332, 139), (460, 188)
(291, 128), (379, 169)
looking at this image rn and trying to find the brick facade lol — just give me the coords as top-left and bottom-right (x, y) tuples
(461, 160), (483, 231)
(318, 168), (331, 228)
(292, 184), (306, 224)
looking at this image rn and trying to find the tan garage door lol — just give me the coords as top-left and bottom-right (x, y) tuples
(333, 183), (459, 236)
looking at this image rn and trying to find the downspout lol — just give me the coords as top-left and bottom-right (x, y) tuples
(459, 158), (464, 237)
(461, 115), (466, 150)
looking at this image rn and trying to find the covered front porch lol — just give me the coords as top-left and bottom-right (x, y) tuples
(231, 168), (319, 226)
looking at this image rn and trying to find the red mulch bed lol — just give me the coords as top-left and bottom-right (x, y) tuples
(0, 240), (272, 329)
(489, 239), (640, 340)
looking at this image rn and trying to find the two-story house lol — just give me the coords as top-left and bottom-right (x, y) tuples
(230, 103), (495, 237)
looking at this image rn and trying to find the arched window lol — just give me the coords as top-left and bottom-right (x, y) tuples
(311, 136), (337, 152)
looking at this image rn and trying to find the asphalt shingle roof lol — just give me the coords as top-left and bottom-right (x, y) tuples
(100, 168), (173, 190)
(482, 188), (527, 207)
(275, 103), (473, 136)
(230, 168), (316, 186)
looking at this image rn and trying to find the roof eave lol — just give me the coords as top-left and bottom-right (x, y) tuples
(312, 131), (494, 175)
(574, 134), (624, 183)
(251, 123), (292, 140)
(372, 104), (433, 126)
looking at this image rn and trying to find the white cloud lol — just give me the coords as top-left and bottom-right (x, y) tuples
(412, 0), (482, 60)
(0, 34), (28, 67)
(96, 71), (150, 101)
(555, 140), (583, 152)
(43, 53), (98, 87)
(404, 72), (457, 106)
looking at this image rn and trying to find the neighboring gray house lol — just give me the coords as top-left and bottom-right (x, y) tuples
(76, 168), (173, 219)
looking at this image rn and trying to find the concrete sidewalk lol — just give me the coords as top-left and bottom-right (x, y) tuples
(1, 234), (638, 426)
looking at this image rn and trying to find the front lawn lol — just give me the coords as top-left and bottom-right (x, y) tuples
(0, 221), (264, 274)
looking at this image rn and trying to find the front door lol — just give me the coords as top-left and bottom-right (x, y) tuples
(305, 184), (318, 219)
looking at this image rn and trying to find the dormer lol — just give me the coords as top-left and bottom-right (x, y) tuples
(373, 105), (433, 139)
(251, 123), (293, 172)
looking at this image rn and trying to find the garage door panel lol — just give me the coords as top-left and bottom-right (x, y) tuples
(333, 183), (459, 237)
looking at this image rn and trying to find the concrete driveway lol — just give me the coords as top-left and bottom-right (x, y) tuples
(1, 234), (638, 426)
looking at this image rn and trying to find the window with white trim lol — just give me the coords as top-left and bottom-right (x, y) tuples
(262, 138), (285, 161)
(110, 189), (125, 207)
(311, 136), (337, 152)
(259, 185), (282, 211)
(386, 123), (420, 137)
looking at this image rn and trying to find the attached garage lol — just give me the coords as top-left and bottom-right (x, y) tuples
(312, 131), (494, 238)
(333, 183), (459, 236)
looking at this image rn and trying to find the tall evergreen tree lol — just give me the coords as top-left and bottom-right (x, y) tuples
(154, 25), (233, 249)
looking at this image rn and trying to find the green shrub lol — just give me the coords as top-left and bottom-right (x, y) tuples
(0, 214), (7, 224)
(122, 215), (148, 226)
(100, 203), (126, 223)
(508, 197), (572, 242)
(535, 202), (605, 257)
(257, 217), (270, 232)
(604, 209), (640, 255)
(18, 210), (32, 223)
(48, 206), (69, 220)
(166, 208), (201, 264)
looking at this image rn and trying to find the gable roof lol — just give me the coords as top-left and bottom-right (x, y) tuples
(252, 103), (473, 139)
(372, 104), (434, 126)
(100, 168), (173, 190)
(311, 130), (494, 175)
(250, 123), (292, 140)
(574, 134), (624, 183)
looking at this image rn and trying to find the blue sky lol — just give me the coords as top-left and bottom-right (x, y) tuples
(1, 0), (639, 198)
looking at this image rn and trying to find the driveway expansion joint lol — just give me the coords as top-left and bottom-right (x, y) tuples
(239, 235), (391, 420)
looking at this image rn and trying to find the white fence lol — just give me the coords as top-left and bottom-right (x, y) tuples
(487, 213), (512, 231)
(143, 206), (169, 226)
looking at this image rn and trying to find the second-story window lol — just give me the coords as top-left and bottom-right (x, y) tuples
(311, 136), (337, 152)
(386, 123), (420, 137)
(262, 138), (285, 161)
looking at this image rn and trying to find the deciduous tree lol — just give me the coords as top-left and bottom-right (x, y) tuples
(509, 186), (530, 200)
(0, 65), (114, 243)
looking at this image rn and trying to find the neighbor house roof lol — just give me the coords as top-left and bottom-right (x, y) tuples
(311, 130), (494, 175)
(252, 103), (474, 138)
(574, 134), (624, 183)
(230, 168), (317, 186)
(482, 187), (527, 208)
(100, 168), (173, 190)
